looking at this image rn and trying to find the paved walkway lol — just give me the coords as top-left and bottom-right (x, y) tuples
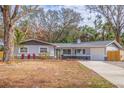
(79, 61), (124, 88)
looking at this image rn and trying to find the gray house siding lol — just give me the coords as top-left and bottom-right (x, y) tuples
(13, 39), (122, 61)
(56, 47), (91, 60)
(14, 45), (55, 58)
(14, 40), (55, 59)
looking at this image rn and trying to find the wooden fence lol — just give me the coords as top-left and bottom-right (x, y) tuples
(107, 50), (124, 61)
(0, 51), (3, 60)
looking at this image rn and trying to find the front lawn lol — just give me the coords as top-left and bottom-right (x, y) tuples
(0, 60), (116, 88)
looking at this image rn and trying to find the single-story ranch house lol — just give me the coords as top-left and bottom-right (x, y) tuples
(14, 39), (124, 61)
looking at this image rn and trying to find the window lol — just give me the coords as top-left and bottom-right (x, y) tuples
(40, 48), (47, 53)
(83, 49), (85, 54)
(20, 47), (27, 53)
(75, 49), (81, 54)
(63, 49), (71, 54)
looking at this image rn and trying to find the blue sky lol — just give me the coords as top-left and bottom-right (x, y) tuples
(41, 5), (96, 27)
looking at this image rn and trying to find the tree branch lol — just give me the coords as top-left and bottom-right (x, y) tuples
(107, 6), (117, 27)
(12, 6), (39, 25)
(0, 5), (3, 12)
(11, 5), (19, 20)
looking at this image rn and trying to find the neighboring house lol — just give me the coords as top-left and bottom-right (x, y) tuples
(14, 39), (123, 61)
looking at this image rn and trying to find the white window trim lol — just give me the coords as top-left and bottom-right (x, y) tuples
(75, 49), (82, 55)
(82, 49), (86, 55)
(19, 47), (28, 53)
(63, 49), (71, 55)
(39, 47), (48, 54)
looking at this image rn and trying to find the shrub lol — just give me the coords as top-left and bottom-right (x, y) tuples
(0, 45), (4, 51)
(40, 52), (50, 59)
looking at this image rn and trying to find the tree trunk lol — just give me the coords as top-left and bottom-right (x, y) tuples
(116, 32), (121, 44)
(115, 27), (121, 43)
(2, 7), (14, 62)
(3, 27), (14, 62)
(102, 30), (105, 41)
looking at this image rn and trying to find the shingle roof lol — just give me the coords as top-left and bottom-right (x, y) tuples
(52, 40), (119, 48)
(20, 39), (122, 49)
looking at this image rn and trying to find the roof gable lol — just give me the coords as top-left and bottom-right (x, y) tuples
(107, 43), (119, 49)
(106, 40), (122, 49)
(20, 39), (55, 46)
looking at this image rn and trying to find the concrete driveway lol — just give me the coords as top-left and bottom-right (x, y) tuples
(107, 62), (124, 68)
(79, 61), (124, 88)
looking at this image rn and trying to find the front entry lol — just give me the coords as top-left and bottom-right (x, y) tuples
(56, 49), (61, 59)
